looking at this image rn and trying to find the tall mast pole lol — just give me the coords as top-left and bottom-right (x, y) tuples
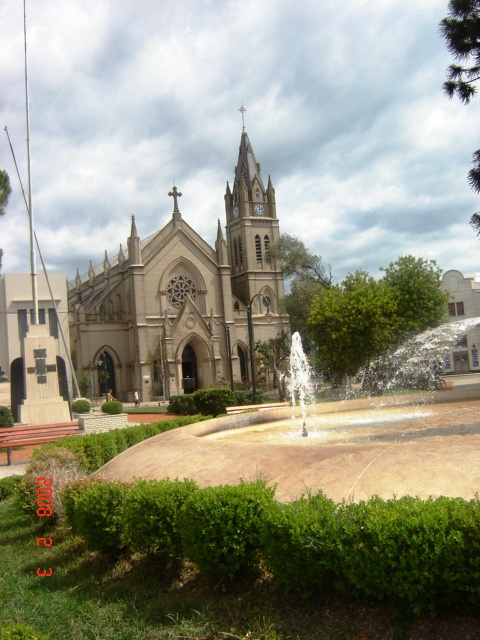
(24, 0), (38, 324)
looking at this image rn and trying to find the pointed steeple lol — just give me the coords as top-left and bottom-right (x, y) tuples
(118, 243), (125, 267)
(127, 215), (142, 265)
(234, 131), (266, 193)
(215, 218), (228, 265)
(75, 268), (82, 290)
(103, 250), (111, 276)
(88, 260), (95, 285)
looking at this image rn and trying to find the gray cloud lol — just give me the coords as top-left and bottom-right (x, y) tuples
(1, 0), (479, 285)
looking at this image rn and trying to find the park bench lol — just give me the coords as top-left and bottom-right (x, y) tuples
(226, 401), (290, 415)
(0, 421), (81, 466)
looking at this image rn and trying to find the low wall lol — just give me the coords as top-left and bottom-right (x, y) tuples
(76, 412), (128, 434)
(181, 387), (480, 438)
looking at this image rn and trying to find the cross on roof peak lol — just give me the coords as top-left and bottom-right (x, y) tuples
(168, 185), (182, 213)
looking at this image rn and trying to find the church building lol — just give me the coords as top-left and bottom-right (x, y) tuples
(68, 129), (289, 402)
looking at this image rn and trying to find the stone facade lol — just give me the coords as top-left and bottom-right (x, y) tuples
(68, 130), (290, 402)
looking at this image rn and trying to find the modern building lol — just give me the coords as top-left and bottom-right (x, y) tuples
(68, 129), (290, 402)
(441, 269), (480, 373)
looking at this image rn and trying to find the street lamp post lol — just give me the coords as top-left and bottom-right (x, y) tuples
(247, 294), (272, 404)
(98, 352), (108, 402)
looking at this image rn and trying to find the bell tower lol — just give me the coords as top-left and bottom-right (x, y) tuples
(225, 110), (284, 308)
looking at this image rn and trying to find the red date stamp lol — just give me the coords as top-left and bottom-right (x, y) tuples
(36, 477), (53, 577)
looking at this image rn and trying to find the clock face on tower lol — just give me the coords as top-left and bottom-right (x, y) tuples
(232, 206), (239, 220)
(253, 203), (265, 216)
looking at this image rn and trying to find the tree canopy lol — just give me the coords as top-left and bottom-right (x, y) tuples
(266, 234), (332, 350)
(0, 170), (12, 272)
(440, 0), (480, 231)
(267, 234), (332, 287)
(307, 256), (449, 387)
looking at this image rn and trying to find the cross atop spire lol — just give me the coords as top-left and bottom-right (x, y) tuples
(168, 185), (182, 213)
(239, 103), (246, 132)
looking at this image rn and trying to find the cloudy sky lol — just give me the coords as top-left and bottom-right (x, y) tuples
(1, 0), (479, 286)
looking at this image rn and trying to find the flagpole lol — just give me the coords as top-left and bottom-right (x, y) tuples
(24, 0), (38, 324)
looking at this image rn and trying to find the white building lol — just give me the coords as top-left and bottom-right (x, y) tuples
(441, 269), (480, 373)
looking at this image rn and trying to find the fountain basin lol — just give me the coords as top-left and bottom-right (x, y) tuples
(99, 390), (480, 503)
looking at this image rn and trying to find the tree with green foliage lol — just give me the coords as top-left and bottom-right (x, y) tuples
(267, 234), (332, 350)
(0, 170), (12, 272)
(254, 331), (291, 400)
(308, 257), (449, 387)
(308, 271), (397, 387)
(440, 0), (480, 232)
(380, 256), (449, 337)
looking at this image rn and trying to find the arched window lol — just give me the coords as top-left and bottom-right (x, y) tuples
(238, 238), (243, 264)
(264, 235), (270, 254)
(255, 235), (262, 263)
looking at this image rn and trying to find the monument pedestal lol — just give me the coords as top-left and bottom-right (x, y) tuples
(18, 324), (71, 425)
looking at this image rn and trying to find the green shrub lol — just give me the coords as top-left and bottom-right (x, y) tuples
(65, 478), (130, 554)
(178, 480), (276, 579)
(0, 406), (14, 427)
(193, 387), (234, 416)
(261, 491), (337, 595)
(231, 389), (264, 406)
(101, 400), (123, 414)
(0, 475), (22, 502)
(71, 398), (91, 414)
(121, 478), (198, 565)
(336, 495), (480, 612)
(61, 476), (101, 533)
(31, 415), (207, 473)
(167, 394), (197, 415)
(0, 623), (50, 640)
(16, 448), (87, 523)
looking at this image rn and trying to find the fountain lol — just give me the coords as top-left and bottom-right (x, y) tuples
(288, 332), (315, 437)
(100, 321), (480, 502)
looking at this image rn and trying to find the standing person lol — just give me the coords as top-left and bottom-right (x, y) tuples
(134, 389), (140, 408)
(107, 389), (116, 401)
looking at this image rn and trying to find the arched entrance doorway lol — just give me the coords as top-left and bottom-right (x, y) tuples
(238, 345), (248, 385)
(97, 351), (116, 399)
(181, 344), (198, 393)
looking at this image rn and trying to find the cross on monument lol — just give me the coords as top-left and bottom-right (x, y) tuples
(168, 185), (182, 213)
(239, 103), (246, 132)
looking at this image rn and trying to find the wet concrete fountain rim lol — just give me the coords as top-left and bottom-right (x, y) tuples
(99, 387), (480, 503)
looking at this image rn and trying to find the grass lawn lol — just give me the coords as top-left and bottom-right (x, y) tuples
(124, 406), (170, 415)
(1, 497), (479, 640)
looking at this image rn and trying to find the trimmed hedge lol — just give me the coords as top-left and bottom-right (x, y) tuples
(261, 491), (337, 596)
(121, 478), (198, 566)
(56, 474), (480, 614)
(167, 394), (197, 415)
(335, 495), (480, 612)
(0, 406), (14, 427)
(178, 480), (276, 579)
(101, 400), (123, 414)
(167, 388), (267, 416)
(71, 399), (91, 414)
(63, 478), (130, 555)
(33, 415), (208, 472)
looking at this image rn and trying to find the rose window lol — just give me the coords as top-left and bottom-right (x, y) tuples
(166, 274), (197, 308)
